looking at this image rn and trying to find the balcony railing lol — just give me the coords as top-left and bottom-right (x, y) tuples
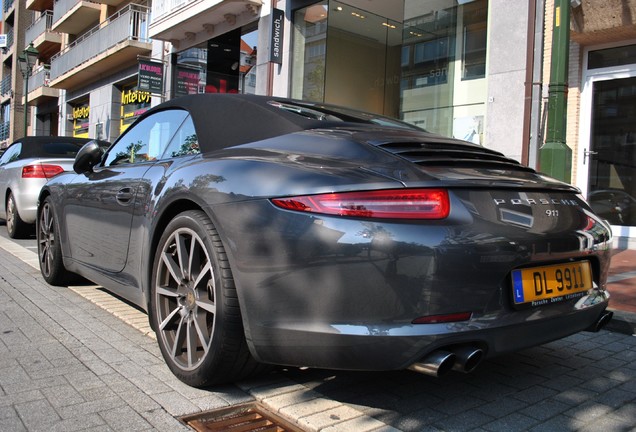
(50, 4), (150, 80)
(1, 76), (12, 97)
(0, 122), (10, 141)
(6, 29), (14, 50)
(26, 11), (55, 47)
(30, 67), (52, 90)
(3, 0), (15, 14)
(151, 0), (190, 20)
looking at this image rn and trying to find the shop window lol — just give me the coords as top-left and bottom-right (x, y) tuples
(290, 0), (488, 138)
(120, 83), (152, 134)
(173, 28), (259, 96)
(71, 102), (90, 138)
(291, 1), (328, 102)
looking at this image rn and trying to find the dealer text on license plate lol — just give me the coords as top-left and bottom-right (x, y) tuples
(511, 261), (592, 305)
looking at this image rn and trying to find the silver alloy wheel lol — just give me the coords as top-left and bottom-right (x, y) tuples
(6, 195), (16, 235)
(155, 227), (216, 371)
(38, 202), (54, 278)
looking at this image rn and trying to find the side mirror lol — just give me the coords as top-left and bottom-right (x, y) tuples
(73, 141), (104, 175)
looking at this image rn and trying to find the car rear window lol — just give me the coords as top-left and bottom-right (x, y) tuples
(41, 142), (84, 157)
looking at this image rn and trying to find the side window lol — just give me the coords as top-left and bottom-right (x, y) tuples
(161, 116), (199, 159)
(0, 143), (21, 166)
(104, 109), (188, 166)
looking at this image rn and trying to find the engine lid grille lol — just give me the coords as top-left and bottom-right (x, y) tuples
(375, 141), (535, 173)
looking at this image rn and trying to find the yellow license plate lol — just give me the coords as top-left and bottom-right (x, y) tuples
(511, 261), (593, 305)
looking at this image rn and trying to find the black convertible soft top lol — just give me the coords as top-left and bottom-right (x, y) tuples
(144, 94), (422, 152)
(9, 136), (94, 159)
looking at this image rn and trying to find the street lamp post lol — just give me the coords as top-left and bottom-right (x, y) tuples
(17, 42), (39, 137)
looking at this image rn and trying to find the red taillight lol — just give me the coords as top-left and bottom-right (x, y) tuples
(22, 164), (65, 179)
(272, 189), (450, 219)
(412, 312), (472, 324)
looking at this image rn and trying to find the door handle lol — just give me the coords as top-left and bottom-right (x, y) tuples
(116, 188), (133, 204)
(583, 148), (598, 165)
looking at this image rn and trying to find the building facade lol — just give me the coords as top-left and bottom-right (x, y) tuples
(1, 0), (636, 248)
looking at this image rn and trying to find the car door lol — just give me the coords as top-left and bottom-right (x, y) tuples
(0, 143), (22, 219)
(63, 109), (189, 272)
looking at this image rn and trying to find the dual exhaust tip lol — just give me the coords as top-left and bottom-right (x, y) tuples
(408, 346), (483, 378)
(410, 310), (614, 378)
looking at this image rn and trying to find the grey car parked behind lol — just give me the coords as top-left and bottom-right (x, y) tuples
(0, 136), (104, 238)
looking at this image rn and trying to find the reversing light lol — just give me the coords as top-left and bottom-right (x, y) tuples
(22, 164), (65, 179)
(271, 189), (450, 219)
(412, 312), (472, 324)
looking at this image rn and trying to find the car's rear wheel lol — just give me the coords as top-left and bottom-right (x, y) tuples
(151, 210), (265, 387)
(37, 197), (77, 286)
(7, 193), (31, 239)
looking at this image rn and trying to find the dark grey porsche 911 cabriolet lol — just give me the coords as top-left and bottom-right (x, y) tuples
(37, 94), (613, 388)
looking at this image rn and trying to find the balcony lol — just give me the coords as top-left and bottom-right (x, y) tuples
(149, 0), (261, 49)
(89, 0), (126, 6)
(571, 2), (636, 45)
(50, 4), (151, 89)
(2, 30), (14, 66)
(27, 0), (55, 12)
(3, 0), (15, 16)
(4, 29), (15, 52)
(25, 11), (63, 59)
(0, 122), (10, 142)
(26, 67), (59, 106)
(52, 0), (102, 35)
(1, 76), (12, 102)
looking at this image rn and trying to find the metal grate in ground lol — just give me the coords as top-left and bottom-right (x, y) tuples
(180, 402), (305, 432)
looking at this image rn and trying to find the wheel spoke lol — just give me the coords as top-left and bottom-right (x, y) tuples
(176, 232), (190, 280)
(161, 250), (183, 282)
(156, 285), (179, 299)
(159, 304), (182, 331)
(171, 315), (187, 359)
(195, 297), (216, 314)
(188, 238), (200, 283)
(192, 261), (211, 291)
(186, 322), (197, 367)
(193, 316), (210, 354)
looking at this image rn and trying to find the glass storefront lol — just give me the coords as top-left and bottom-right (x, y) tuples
(120, 83), (152, 134)
(71, 99), (90, 138)
(173, 28), (259, 97)
(291, 0), (488, 140)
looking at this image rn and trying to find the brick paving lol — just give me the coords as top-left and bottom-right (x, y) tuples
(608, 249), (636, 314)
(1, 234), (635, 431)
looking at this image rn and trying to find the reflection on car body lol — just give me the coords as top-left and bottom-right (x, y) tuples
(37, 94), (613, 388)
(588, 188), (636, 226)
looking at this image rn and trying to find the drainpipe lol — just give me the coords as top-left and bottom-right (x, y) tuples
(539, 0), (572, 183)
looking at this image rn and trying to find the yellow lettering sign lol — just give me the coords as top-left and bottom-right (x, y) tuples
(121, 89), (151, 105)
(73, 106), (90, 120)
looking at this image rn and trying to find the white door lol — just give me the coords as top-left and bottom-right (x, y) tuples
(578, 68), (636, 239)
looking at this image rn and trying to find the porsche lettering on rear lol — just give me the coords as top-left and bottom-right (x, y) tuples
(493, 198), (580, 206)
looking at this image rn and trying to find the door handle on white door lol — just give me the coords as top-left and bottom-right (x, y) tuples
(583, 149), (598, 164)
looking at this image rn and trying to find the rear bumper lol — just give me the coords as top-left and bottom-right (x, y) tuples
(248, 290), (610, 371)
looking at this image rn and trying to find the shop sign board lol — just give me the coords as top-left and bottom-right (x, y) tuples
(270, 8), (284, 64)
(138, 59), (164, 94)
(175, 65), (201, 97)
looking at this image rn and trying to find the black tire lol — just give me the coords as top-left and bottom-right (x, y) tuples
(150, 210), (265, 387)
(37, 197), (77, 286)
(7, 193), (31, 239)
